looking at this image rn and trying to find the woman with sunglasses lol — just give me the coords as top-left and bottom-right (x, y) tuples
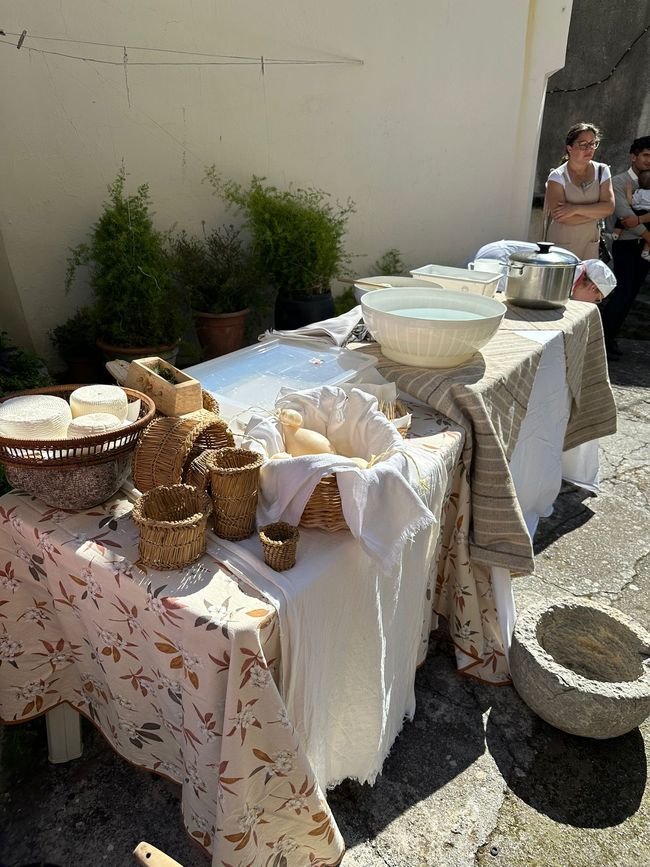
(544, 122), (615, 259)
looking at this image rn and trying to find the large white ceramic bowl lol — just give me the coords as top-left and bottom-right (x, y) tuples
(352, 275), (440, 304)
(361, 286), (506, 368)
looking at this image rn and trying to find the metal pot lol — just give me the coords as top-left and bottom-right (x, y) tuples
(505, 242), (579, 309)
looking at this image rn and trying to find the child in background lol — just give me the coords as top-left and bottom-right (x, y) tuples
(611, 169), (650, 259)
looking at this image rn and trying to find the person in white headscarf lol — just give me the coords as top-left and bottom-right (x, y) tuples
(570, 258), (616, 304)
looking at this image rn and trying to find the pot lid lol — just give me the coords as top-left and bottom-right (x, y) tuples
(509, 242), (580, 267)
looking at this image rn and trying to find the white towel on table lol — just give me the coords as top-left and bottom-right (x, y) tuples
(243, 386), (435, 568)
(260, 306), (363, 346)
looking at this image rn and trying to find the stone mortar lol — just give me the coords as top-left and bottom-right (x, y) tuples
(509, 597), (650, 739)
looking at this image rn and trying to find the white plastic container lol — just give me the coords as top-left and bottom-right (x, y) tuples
(410, 264), (501, 297)
(184, 338), (378, 422)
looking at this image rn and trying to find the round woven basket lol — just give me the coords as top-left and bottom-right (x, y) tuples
(208, 447), (263, 541)
(132, 483), (212, 569)
(0, 385), (155, 510)
(132, 414), (228, 493)
(259, 522), (300, 571)
(300, 474), (348, 532)
(185, 449), (221, 494)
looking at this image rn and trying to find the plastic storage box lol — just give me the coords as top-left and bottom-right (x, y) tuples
(410, 264), (501, 297)
(184, 338), (377, 422)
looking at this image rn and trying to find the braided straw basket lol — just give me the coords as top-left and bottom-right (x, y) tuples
(259, 522), (300, 571)
(0, 385), (155, 510)
(132, 414), (232, 493)
(185, 410), (235, 465)
(185, 449), (221, 494)
(132, 483), (212, 569)
(208, 447), (263, 541)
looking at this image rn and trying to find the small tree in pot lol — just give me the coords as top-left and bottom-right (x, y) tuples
(170, 224), (265, 358)
(65, 167), (186, 362)
(206, 169), (355, 329)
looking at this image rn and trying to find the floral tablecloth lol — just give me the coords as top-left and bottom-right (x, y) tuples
(0, 491), (343, 866)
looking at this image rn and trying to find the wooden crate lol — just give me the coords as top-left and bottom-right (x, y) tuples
(125, 357), (203, 417)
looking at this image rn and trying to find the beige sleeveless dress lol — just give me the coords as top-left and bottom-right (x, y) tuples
(546, 162), (601, 260)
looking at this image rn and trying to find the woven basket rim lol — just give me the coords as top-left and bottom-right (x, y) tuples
(0, 385), (155, 449)
(132, 483), (212, 528)
(259, 521), (300, 546)
(207, 447), (264, 474)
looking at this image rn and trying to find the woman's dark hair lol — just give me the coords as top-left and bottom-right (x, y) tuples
(561, 122), (602, 162)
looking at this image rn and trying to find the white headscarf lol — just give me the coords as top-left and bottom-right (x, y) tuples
(573, 259), (617, 298)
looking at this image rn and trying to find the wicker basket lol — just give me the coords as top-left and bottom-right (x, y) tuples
(259, 522), (300, 571)
(184, 411), (235, 465)
(185, 449), (220, 494)
(0, 385), (155, 510)
(202, 390), (220, 414)
(300, 474), (348, 532)
(208, 447), (263, 541)
(132, 414), (229, 493)
(132, 484), (212, 569)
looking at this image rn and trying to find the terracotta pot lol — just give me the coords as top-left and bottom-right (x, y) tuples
(96, 339), (179, 365)
(195, 309), (250, 359)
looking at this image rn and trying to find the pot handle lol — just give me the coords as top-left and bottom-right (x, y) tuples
(536, 242), (553, 255)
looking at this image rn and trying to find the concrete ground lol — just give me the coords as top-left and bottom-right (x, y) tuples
(1, 314), (649, 867)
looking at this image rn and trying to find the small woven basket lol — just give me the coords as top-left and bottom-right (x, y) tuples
(259, 522), (299, 571)
(208, 447), (263, 541)
(132, 415), (227, 493)
(185, 449), (221, 494)
(132, 484), (212, 570)
(185, 410), (235, 465)
(300, 474), (348, 532)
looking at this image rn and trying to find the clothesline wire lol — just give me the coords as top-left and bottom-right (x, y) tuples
(547, 20), (649, 94)
(0, 29), (363, 66)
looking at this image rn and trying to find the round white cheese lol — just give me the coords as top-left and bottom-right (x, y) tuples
(69, 385), (128, 421)
(0, 395), (72, 440)
(67, 412), (123, 438)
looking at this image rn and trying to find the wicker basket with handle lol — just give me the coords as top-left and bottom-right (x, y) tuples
(208, 447), (263, 541)
(132, 483), (212, 569)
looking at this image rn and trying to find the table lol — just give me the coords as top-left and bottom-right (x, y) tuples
(366, 300), (616, 681)
(0, 418), (462, 867)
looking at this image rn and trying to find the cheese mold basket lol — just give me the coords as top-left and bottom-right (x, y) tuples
(0, 385), (155, 509)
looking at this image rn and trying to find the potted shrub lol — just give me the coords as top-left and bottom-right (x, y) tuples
(65, 167), (187, 362)
(170, 224), (265, 358)
(49, 306), (103, 383)
(206, 170), (355, 329)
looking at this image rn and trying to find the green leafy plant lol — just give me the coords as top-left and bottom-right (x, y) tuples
(371, 248), (406, 275)
(0, 332), (53, 398)
(333, 287), (358, 316)
(65, 167), (186, 348)
(170, 224), (265, 314)
(49, 306), (99, 359)
(206, 170), (355, 297)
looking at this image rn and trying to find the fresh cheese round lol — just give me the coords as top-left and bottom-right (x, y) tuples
(0, 395), (72, 440)
(67, 412), (123, 438)
(69, 385), (128, 421)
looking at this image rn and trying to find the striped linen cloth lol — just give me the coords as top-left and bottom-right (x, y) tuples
(500, 300), (617, 450)
(362, 331), (544, 574)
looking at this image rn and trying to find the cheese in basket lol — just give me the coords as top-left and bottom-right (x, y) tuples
(243, 386), (435, 567)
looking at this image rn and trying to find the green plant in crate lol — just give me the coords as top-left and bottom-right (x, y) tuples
(206, 170), (355, 297)
(65, 167), (186, 350)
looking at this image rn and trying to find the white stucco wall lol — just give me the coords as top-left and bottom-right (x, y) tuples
(0, 0), (572, 361)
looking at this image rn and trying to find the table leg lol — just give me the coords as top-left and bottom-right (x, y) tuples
(491, 566), (516, 661)
(45, 703), (83, 763)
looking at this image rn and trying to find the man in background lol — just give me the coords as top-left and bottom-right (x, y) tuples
(602, 136), (650, 360)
